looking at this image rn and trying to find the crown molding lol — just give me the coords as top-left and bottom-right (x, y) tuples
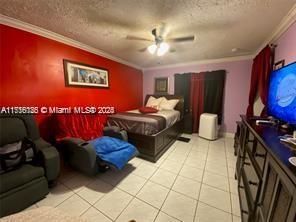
(255, 3), (296, 56)
(1, 3), (295, 72)
(142, 54), (253, 71)
(0, 15), (142, 70)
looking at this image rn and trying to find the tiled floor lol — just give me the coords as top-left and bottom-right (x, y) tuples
(29, 134), (242, 222)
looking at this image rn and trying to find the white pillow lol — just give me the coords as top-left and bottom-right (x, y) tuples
(146, 96), (164, 109)
(159, 98), (179, 110)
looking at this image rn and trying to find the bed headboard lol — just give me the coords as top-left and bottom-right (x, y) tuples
(144, 94), (184, 118)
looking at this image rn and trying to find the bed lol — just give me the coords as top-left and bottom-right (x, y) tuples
(107, 95), (184, 162)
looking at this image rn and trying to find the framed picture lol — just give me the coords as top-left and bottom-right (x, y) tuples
(273, 59), (285, 70)
(63, 59), (109, 88)
(154, 77), (169, 94)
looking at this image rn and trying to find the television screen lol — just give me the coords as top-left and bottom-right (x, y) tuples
(268, 62), (296, 126)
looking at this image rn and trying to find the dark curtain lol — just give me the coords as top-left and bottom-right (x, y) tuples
(190, 73), (205, 133)
(203, 70), (226, 124)
(246, 45), (272, 117)
(175, 73), (192, 133)
(174, 73), (191, 114)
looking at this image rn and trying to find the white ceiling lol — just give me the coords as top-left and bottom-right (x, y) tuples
(0, 0), (295, 68)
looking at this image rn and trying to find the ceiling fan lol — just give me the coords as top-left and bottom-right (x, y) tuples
(126, 24), (195, 56)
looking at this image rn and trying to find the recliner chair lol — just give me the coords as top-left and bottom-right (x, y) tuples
(0, 114), (60, 217)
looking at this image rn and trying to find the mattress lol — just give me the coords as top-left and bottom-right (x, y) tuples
(107, 109), (180, 135)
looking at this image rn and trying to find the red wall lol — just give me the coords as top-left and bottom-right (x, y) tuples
(0, 24), (143, 139)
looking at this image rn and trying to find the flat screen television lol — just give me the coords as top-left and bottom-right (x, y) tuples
(268, 62), (296, 127)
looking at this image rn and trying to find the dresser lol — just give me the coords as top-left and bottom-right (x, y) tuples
(235, 115), (296, 222)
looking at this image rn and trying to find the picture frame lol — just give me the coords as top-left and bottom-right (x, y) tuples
(273, 59), (285, 71)
(63, 59), (109, 88)
(154, 77), (169, 94)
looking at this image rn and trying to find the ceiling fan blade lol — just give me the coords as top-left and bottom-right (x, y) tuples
(167, 36), (195, 42)
(138, 47), (147, 52)
(126, 35), (153, 42)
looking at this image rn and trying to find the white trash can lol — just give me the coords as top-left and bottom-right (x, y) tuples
(198, 113), (218, 140)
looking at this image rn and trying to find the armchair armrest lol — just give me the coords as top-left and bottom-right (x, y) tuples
(59, 138), (98, 176)
(34, 138), (60, 182)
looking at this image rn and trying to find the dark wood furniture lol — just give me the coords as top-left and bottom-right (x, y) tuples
(127, 95), (184, 162)
(235, 115), (296, 222)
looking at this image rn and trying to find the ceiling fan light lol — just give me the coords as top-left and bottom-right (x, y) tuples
(148, 44), (157, 54)
(157, 42), (170, 56)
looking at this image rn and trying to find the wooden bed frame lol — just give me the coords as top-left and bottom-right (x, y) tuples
(127, 95), (184, 162)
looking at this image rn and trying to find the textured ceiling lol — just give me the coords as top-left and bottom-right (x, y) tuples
(0, 0), (295, 68)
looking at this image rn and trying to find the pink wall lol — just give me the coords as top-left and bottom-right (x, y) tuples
(143, 59), (252, 133)
(274, 21), (296, 65)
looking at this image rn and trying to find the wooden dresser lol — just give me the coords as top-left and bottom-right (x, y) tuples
(235, 115), (296, 222)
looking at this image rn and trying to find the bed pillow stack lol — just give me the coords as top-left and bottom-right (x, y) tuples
(145, 96), (164, 110)
(145, 96), (179, 111)
(159, 97), (179, 110)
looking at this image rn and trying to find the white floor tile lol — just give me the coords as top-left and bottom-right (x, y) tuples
(117, 173), (146, 195)
(199, 184), (231, 213)
(166, 153), (187, 163)
(179, 165), (204, 182)
(150, 168), (177, 188)
(77, 179), (113, 204)
(136, 181), (169, 209)
(160, 159), (183, 174)
(184, 156), (206, 170)
(206, 155), (227, 166)
(231, 193), (241, 216)
(205, 161), (228, 176)
(162, 190), (197, 222)
(233, 215), (242, 222)
(132, 162), (157, 179)
(81, 207), (112, 222)
(155, 212), (181, 222)
(43, 136), (241, 222)
(172, 176), (201, 199)
(202, 171), (229, 192)
(98, 166), (134, 186)
(128, 157), (143, 167)
(56, 194), (91, 216)
(191, 145), (209, 153)
(94, 188), (133, 220)
(229, 178), (238, 195)
(228, 167), (236, 179)
(187, 150), (207, 160)
(36, 183), (74, 207)
(62, 174), (94, 193)
(195, 202), (232, 222)
(116, 198), (158, 222)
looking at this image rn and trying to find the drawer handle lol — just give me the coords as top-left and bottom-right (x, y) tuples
(244, 162), (251, 166)
(242, 210), (249, 215)
(255, 153), (265, 158)
(248, 180), (258, 186)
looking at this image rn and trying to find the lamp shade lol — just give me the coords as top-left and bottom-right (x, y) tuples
(148, 44), (157, 54)
(157, 42), (170, 56)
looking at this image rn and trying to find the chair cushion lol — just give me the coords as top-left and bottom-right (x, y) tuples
(0, 118), (26, 147)
(0, 164), (45, 193)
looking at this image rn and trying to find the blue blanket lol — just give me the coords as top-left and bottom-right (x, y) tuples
(89, 136), (138, 170)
